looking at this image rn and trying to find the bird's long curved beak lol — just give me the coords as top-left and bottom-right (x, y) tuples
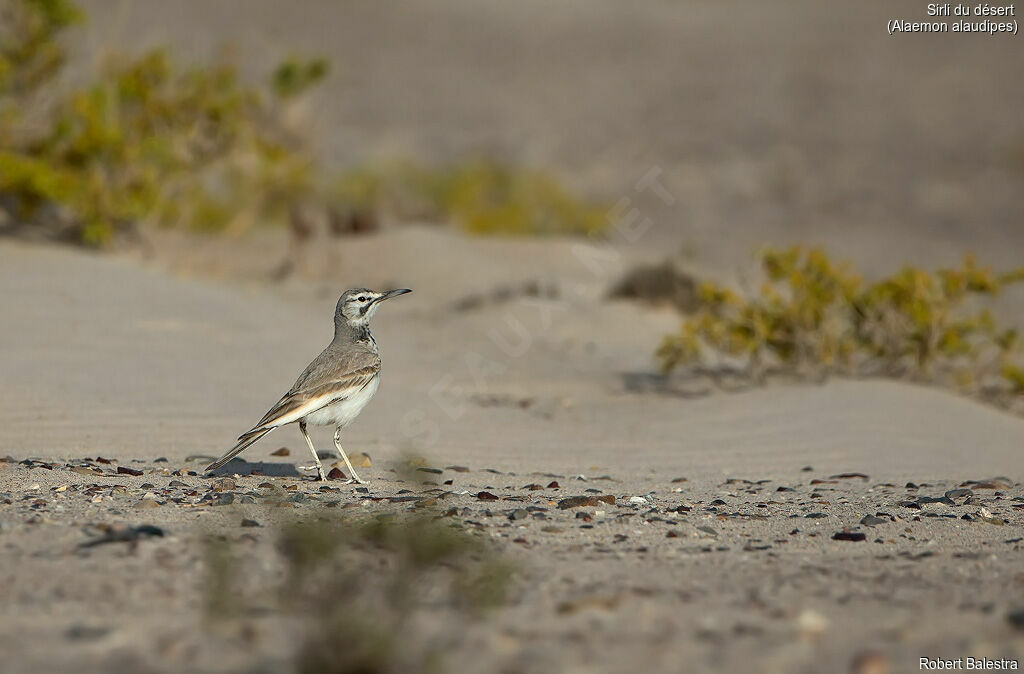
(377, 288), (412, 303)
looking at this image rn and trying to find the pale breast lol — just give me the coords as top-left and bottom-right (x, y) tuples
(302, 375), (381, 428)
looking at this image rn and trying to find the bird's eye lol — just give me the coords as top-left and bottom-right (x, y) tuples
(358, 296), (367, 302)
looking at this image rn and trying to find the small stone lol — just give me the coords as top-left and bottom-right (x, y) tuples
(666, 530), (678, 538)
(257, 482), (275, 489)
(696, 525), (719, 538)
(214, 492), (235, 506)
(628, 496), (648, 505)
(476, 491), (499, 501)
(1007, 609), (1024, 631)
(117, 466), (143, 476)
(962, 477), (1013, 489)
(327, 467), (346, 481)
(850, 650), (890, 674)
(916, 495), (954, 506)
(801, 466), (813, 472)
(352, 453), (372, 468)
(709, 499), (726, 506)
(288, 493), (308, 504)
(70, 466), (102, 476)
(944, 488), (972, 500)
(559, 496), (598, 509)
(832, 530), (866, 542)
(860, 515), (888, 527)
(547, 481), (560, 489)
(168, 480), (187, 488)
(804, 512), (828, 519)
(508, 509), (529, 521)
(417, 467), (443, 474)
(446, 466), (470, 473)
(830, 472), (869, 480)
(211, 478), (236, 492)
(796, 609), (829, 640)
(134, 499), (160, 509)
(978, 507), (1005, 525)
(240, 519), (261, 528)
(65, 625), (111, 640)
(670, 477), (688, 483)
(271, 447), (290, 456)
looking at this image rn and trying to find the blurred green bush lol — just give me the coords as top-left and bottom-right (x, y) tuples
(334, 160), (608, 237)
(0, 0), (605, 246)
(0, 0), (322, 245)
(657, 246), (1024, 409)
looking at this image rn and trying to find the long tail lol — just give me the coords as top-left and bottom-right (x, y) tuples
(206, 427), (273, 472)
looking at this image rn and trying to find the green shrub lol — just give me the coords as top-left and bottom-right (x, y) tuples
(0, 0), (323, 245)
(333, 160), (608, 237)
(657, 246), (1024, 407)
(0, 0), (606, 245)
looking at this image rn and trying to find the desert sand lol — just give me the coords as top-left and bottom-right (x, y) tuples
(2, 229), (1023, 674)
(3, 1), (1024, 672)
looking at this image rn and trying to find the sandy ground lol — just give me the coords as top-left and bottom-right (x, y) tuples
(2, 232), (1024, 673)
(2, 1), (1023, 671)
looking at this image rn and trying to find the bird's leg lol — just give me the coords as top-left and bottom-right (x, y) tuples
(334, 427), (367, 485)
(299, 421), (327, 481)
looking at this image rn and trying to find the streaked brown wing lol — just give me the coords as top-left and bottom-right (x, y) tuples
(249, 365), (380, 432)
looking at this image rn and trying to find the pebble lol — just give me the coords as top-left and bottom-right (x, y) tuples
(832, 530), (866, 542)
(270, 447), (290, 456)
(977, 507), (1005, 525)
(214, 493), (235, 506)
(211, 478), (236, 492)
(116, 466), (143, 476)
(628, 496), (648, 505)
(327, 467), (346, 480)
(240, 519), (261, 528)
(850, 651), (890, 674)
(134, 499), (160, 509)
(860, 515), (888, 527)
(557, 495), (615, 509)
(796, 609), (829, 639)
(476, 491), (499, 501)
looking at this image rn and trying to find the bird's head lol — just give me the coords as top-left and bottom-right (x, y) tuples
(336, 287), (412, 326)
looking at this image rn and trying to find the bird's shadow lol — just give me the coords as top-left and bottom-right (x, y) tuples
(206, 459), (303, 478)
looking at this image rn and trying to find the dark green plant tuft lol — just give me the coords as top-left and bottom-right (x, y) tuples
(204, 509), (513, 674)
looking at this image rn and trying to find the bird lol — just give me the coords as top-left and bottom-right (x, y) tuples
(206, 287), (411, 483)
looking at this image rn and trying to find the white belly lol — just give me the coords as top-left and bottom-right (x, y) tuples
(303, 375), (380, 428)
